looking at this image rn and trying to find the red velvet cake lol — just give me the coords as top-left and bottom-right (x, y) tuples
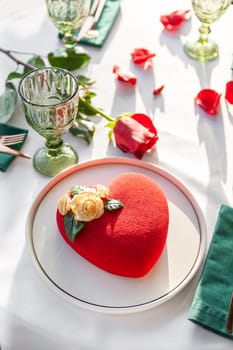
(56, 172), (169, 278)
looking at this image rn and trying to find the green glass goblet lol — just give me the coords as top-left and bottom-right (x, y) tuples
(184, 0), (231, 62)
(18, 67), (79, 177)
(46, 0), (90, 54)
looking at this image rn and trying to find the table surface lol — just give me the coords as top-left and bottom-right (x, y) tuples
(1, 0), (233, 349)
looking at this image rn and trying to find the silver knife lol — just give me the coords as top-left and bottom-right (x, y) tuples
(76, 0), (106, 42)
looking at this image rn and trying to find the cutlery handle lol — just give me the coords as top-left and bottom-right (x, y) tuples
(76, 0), (106, 42)
(76, 16), (95, 41)
(0, 144), (31, 159)
(94, 0), (106, 23)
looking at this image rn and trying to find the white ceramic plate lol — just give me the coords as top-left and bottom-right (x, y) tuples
(26, 158), (206, 313)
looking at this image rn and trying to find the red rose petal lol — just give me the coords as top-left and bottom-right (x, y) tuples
(113, 65), (137, 85)
(113, 114), (158, 159)
(131, 114), (158, 153)
(131, 48), (156, 66)
(225, 81), (233, 104)
(195, 89), (221, 115)
(153, 85), (165, 95)
(160, 9), (191, 31)
(131, 113), (157, 135)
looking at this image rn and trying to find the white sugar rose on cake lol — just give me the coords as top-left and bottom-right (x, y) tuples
(56, 172), (169, 278)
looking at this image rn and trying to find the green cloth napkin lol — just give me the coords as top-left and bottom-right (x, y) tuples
(189, 204), (233, 339)
(0, 123), (28, 172)
(80, 0), (121, 47)
(59, 0), (121, 47)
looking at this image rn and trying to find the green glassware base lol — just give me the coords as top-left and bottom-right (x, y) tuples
(33, 143), (78, 177)
(184, 40), (219, 62)
(54, 44), (86, 58)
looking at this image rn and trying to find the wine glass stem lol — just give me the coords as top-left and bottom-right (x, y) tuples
(198, 23), (211, 44)
(63, 32), (77, 52)
(45, 133), (64, 157)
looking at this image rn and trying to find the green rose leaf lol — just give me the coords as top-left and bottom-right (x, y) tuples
(27, 55), (46, 68)
(105, 121), (116, 141)
(23, 55), (46, 75)
(0, 81), (17, 123)
(108, 128), (114, 141)
(7, 55), (46, 80)
(70, 118), (95, 144)
(7, 72), (24, 81)
(48, 51), (90, 71)
(105, 121), (116, 129)
(64, 212), (86, 242)
(77, 75), (95, 87)
(104, 199), (123, 211)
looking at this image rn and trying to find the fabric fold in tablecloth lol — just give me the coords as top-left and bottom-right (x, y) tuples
(189, 204), (233, 339)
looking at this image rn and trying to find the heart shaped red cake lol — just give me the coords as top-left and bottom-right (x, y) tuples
(56, 172), (169, 277)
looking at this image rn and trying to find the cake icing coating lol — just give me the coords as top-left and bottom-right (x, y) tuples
(56, 172), (169, 277)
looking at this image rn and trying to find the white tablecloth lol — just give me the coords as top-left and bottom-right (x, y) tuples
(0, 0), (233, 348)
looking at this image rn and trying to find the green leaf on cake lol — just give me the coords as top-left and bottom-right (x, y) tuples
(69, 185), (93, 195)
(104, 199), (123, 211)
(64, 212), (86, 242)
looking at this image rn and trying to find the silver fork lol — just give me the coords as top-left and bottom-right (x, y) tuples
(0, 133), (25, 146)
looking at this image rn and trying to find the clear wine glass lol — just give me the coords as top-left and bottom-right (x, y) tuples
(46, 0), (91, 54)
(18, 67), (79, 177)
(184, 0), (231, 61)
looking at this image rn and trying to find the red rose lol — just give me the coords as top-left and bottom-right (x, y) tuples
(113, 113), (158, 159)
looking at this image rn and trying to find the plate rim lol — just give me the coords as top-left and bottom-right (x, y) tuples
(26, 157), (207, 314)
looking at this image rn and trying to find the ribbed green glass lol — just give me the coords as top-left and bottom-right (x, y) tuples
(18, 67), (79, 177)
(46, 0), (90, 52)
(184, 0), (231, 62)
